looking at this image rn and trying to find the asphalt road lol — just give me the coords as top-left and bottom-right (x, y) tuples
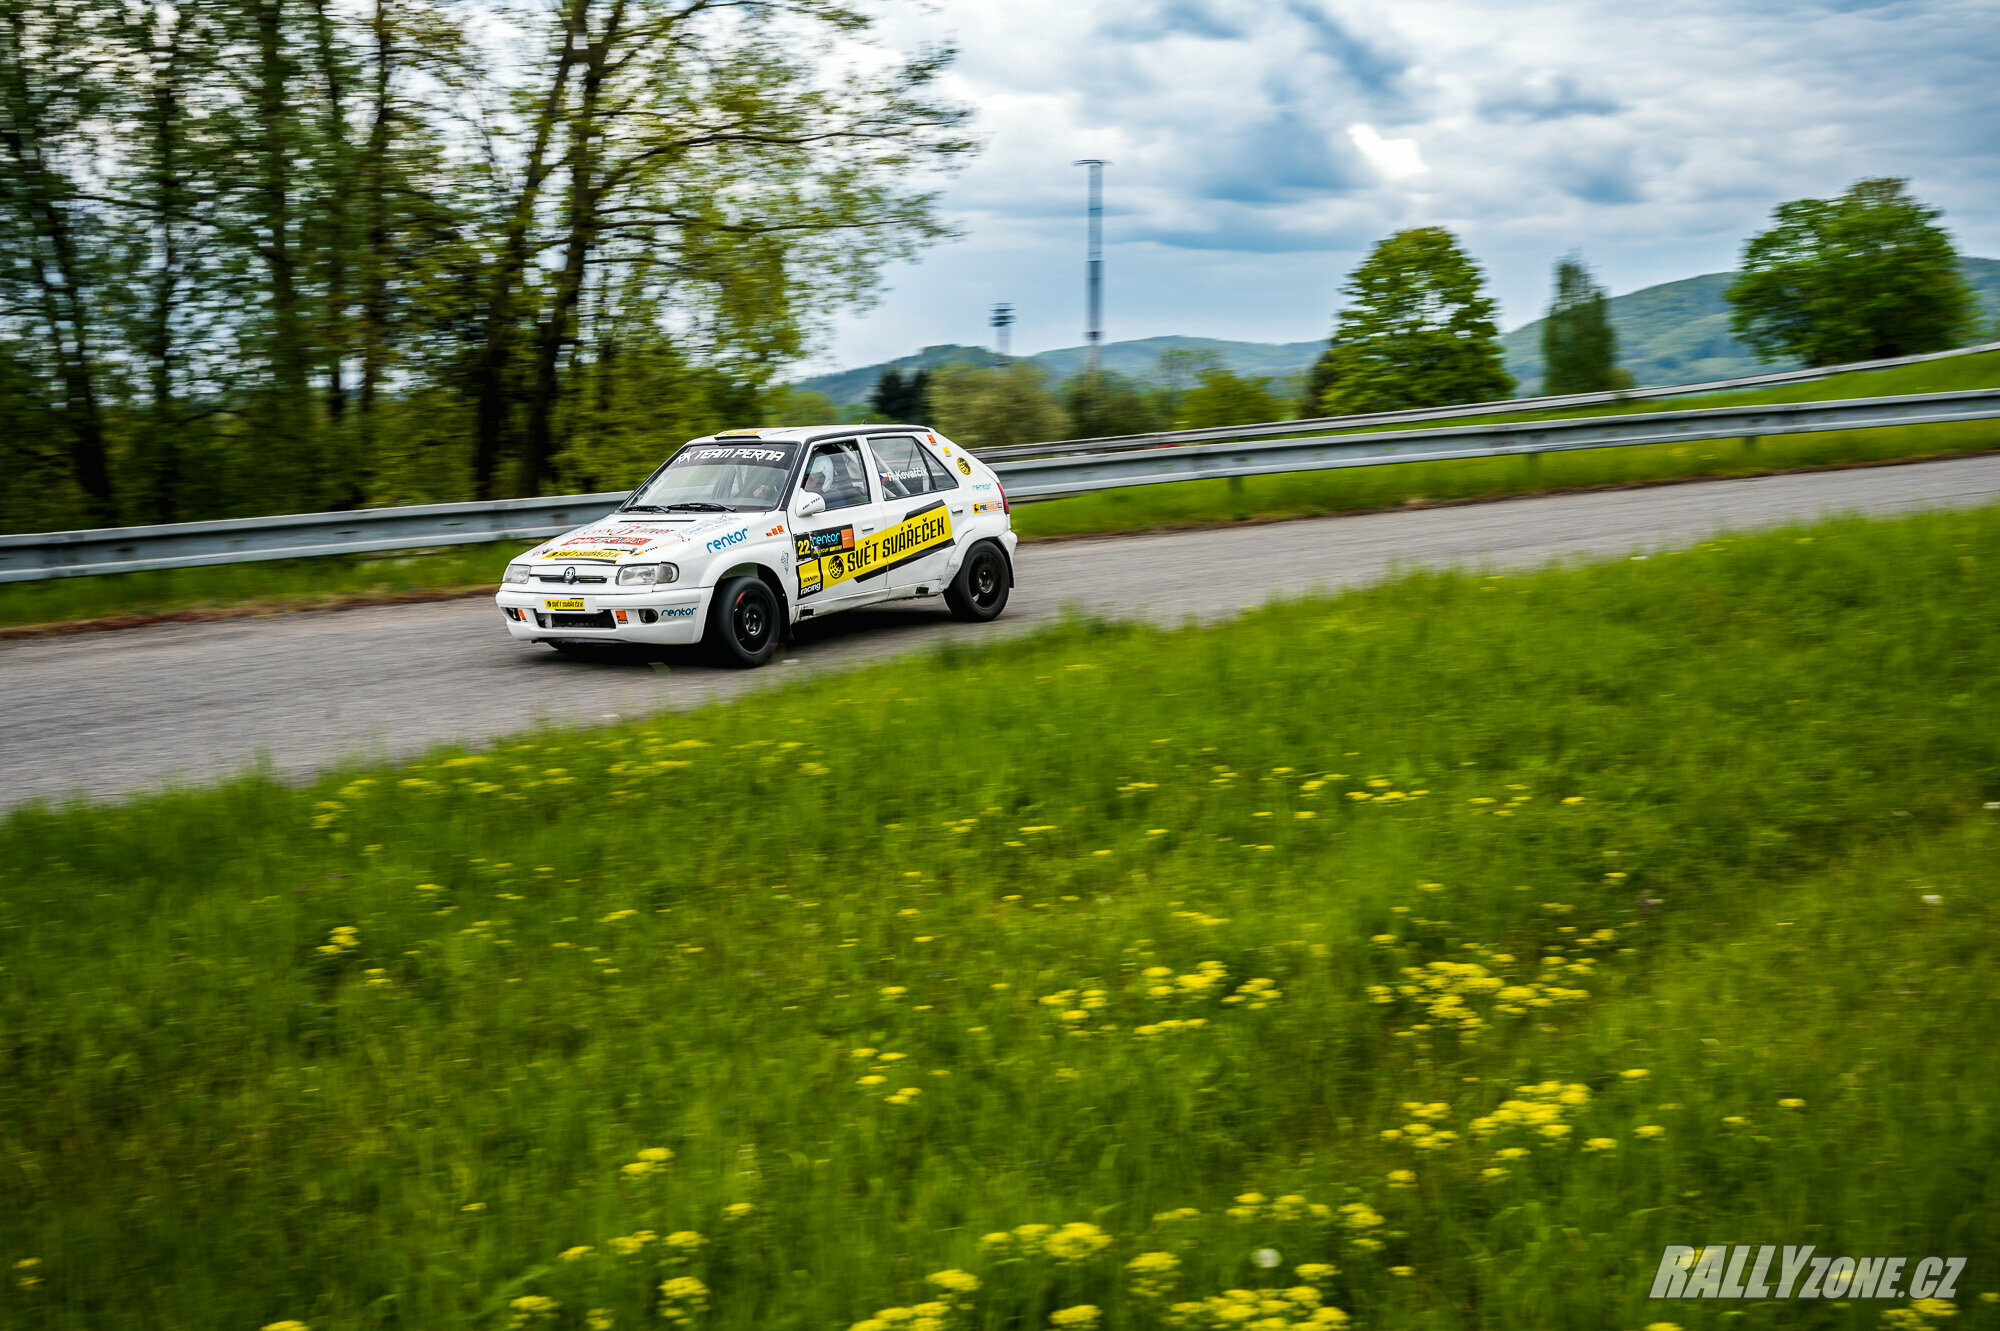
(6, 455), (1999, 811)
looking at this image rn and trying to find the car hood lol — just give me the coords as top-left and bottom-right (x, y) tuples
(530, 513), (755, 563)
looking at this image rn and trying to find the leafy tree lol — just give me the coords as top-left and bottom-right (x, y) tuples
(1541, 254), (1620, 394)
(0, 0), (973, 529)
(1059, 369), (1168, 438)
(1180, 366), (1280, 429)
(927, 361), (1068, 449)
(1323, 227), (1514, 414)
(1298, 344), (1339, 417)
(0, 0), (119, 519)
(1727, 178), (1976, 367)
(868, 367), (931, 424)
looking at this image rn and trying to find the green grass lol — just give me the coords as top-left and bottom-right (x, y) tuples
(6, 350), (1999, 630)
(4, 504), (1999, 1330)
(0, 541), (539, 630)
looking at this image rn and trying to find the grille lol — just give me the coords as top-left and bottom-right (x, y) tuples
(538, 610), (616, 630)
(533, 572), (607, 584)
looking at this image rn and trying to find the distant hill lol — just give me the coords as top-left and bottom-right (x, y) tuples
(795, 336), (1324, 407)
(799, 259), (2000, 407)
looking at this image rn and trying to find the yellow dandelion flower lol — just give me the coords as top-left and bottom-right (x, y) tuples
(926, 1269), (981, 1294)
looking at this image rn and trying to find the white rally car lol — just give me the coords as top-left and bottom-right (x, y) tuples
(497, 426), (1016, 666)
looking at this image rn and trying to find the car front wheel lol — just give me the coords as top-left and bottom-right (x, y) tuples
(945, 541), (1011, 622)
(708, 575), (780, 667)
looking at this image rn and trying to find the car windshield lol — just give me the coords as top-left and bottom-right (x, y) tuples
(623, 441), (798, 512)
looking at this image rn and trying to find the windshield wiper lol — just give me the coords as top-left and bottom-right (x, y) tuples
(664, 501), (731, 512)
(619, 504), (670, 513)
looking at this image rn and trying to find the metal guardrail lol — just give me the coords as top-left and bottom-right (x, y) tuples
(989, 386), (2000, 502)
(0, 493), (626, 584)
(3, 342), (1998, 583)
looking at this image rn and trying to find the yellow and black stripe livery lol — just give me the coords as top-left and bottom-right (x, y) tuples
(796, 501), (954, 598)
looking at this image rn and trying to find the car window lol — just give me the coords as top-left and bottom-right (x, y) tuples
(870, 436), (937, 500)
(801, 440), (871, 511)
(920, 445), (960, 491)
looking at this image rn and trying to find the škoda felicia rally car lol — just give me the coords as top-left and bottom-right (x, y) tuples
(497, 426), (1016, 666)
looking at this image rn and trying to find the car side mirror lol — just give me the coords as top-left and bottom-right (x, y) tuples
(794, 491), (826, 519)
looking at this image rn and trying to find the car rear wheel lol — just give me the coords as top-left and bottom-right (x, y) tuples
(708, 575), (780, 667)
(945, 541), (1010, 622)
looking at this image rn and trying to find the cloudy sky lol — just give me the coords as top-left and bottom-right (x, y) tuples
(804, 0), (2000, 373)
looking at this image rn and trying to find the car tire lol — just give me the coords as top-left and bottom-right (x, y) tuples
(708, 575), (780, 667)
(945, 540), (1010, 622)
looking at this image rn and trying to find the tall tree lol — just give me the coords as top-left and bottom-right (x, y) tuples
(1324, 228), (1514, 415)
(1059, 368), (1164, 438)
(1541, 253), (1619, 394)
(0, 0), (116, 518)
(1727, 178), (1976, 367)
(929, 360), (1067, 448)
(1298, 344), (1339, 418)
(869, 366), (930, 423)
(111, 0), (218, 520)
(1180, 365), (1279, 430)
(468, 0), (971, 497)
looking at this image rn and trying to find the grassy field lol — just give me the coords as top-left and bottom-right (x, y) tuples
(5, 350), (1998, 632)
(3, 502), (1998, 1329)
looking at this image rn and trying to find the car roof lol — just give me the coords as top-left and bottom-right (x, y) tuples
(686, 425), (934, 447)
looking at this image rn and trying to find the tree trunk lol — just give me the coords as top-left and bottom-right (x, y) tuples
(357, 0), (391, 466)
(251, 0), (314, 504)
(471, 0), (582, 499)
(521, 0), (622, 496)
(310, 0), (351, 441)
(138, 5), (190, 521)
(0, 6), (113, 519)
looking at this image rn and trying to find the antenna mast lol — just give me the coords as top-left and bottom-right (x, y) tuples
(1073, 160), (1108, 373)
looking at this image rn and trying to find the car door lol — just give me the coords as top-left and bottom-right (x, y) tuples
(791, 438), (897, 614)
(861, 433), (965, 594)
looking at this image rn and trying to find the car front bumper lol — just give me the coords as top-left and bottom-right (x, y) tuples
(496, 585), (711, 645)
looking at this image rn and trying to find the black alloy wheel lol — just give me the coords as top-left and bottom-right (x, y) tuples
(945, 541), (1011, 622)
(709, 575), (780, 667)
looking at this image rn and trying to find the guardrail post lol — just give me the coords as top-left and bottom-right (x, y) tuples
(1742, 435), (1759, 453)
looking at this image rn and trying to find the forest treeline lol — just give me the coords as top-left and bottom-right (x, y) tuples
(0, 0), (971, 532)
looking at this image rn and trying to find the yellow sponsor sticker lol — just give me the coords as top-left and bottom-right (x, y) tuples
(542, 548), (624, 561)
(800, 503), (953, 597)
(544, 598), (586, 611)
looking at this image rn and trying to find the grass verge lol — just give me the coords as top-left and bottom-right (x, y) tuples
(0, 541), (539, 633)
(2, 503), (1998, 1329)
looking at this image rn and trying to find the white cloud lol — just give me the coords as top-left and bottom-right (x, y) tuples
(1346, 123), (1427, 181)
(807, 0), (2000, 373)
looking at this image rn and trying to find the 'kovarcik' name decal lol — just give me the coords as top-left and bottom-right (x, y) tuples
(796, 502), (953, 598)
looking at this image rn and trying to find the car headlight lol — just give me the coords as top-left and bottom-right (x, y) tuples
(503, 564), (531, 584)
(617, 563), (678, 586)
